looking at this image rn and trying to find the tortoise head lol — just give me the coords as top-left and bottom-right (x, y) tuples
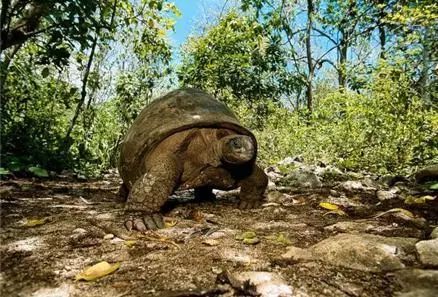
(220, 135), (255, 165)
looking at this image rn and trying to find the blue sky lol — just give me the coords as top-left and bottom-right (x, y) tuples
(170, 1), (202, 48)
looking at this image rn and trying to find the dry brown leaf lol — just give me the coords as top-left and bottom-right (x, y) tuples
(374, 208), (415, 219)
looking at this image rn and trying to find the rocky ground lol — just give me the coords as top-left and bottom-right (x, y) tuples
(1, 159), (437, 297)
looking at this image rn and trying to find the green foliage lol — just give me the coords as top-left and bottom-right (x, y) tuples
(1, 48), (76, 171)
(28, 166), (49, 177)
(178, 10), (298, 105)
(1, 0), (177, 177)
(249, 62), (437, 174)
(1, 0), (436, 179)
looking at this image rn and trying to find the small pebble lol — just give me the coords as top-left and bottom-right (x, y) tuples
(72, 228), (87, 234)
(104, 233), (115, 240)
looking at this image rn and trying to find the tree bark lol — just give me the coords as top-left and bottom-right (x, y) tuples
(1, 1), (47, 50)
(338, 28), (348, 90)
(305, 0), (314, 113)
(63, 34), (98, 148)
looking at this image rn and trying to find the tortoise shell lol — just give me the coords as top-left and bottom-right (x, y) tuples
(118, 88), (257, 183)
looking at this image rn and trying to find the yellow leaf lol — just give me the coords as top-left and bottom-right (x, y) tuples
(405, 195), (436, 204)
(75, 261), (120, 281)
(164, 219), (178, 228)
(124, 240), (136, 248)
(266, 233), (292, 245)
(22, 218), (49, 227)
(319, 202), (340, 211)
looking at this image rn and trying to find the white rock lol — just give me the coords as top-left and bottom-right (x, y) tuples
(220, 249), (252, 264)
(233, 271), (293, 297)
(8, 237), (43, 252)
(340, 180), (366, 192)
(376, 188), (399, 201)
(310, 233), (417, 272)
(72, 228), (87, 234)
(416, 239), (438, 266)
(32, 284), (72, 297)
(103, 233), (114, 240)
(286, 170), (322, 188)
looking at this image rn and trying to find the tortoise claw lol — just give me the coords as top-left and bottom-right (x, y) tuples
(239, 200), (262, 209)
(124, 213), (165, 231)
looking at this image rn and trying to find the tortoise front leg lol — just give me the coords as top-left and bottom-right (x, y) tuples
(238, 164), (268, 209)
(125, 154), (181, 231)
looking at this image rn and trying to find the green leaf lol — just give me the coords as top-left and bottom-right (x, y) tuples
(429, 183), (438, 190)
(41, 67), (50, 78)
(28, 166), (49, 177)
(0, 167), (11, 175)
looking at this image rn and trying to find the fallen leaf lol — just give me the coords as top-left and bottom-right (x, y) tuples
(164, 218), (178, 228)
(319, 202), (340, 211)
(236, 231), (260, 245)
(75, 261), (120, 281)
(235, 231), (257, 241)
(28, 166), (49, 177)
(243, 237), (260, 245)
(21, 217), (49, 227)
(124, 240), (136, 248)
(188, 210), (205, 222)
(202, 239), (219, 246)
(266, 233), (292, 245)
(374, 208), (415, 218)
(404, 195), (435, 204)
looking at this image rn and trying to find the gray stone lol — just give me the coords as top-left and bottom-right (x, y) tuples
(266, 191), (286, 203)
(339, 180), (369, 192)
(281, 246), (313, 263)
(416, 239), (438, 266)
(415, 164), (438, 183)
(376, 187), (400, 201)
(314, 165), (345, 181)
(431, 227), (438, 239)
(232, 271), (293, 297)
(310, 233), (417, 272)
(324, 221), (375, 233)
(265, 166), (283, 182)
(393, 269), (438, 297)
(285, 170), (322, 188)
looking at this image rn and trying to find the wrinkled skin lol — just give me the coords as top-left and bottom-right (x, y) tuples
(120, 128), (268, 231)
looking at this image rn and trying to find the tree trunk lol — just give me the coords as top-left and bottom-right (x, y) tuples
(338, 28), (348, 90)
(0, 44), (22, 95)
(377, 1), (386, 59)
(305, 0), (314, 113)
(63, 34), (98, 150)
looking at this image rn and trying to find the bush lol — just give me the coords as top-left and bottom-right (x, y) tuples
(239, 64), (437, 174)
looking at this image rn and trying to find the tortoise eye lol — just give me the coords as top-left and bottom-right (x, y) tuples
(230, 138), (242, 149)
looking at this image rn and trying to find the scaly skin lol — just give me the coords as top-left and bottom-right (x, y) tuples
(122, 128), (268, 231)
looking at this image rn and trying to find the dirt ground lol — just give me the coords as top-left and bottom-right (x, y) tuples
(1, 170), (437, 297)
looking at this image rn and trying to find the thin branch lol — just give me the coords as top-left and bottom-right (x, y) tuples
(312, 27), (338, 45)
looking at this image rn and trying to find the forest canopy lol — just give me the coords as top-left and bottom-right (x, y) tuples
(1, 0), (437, 177)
